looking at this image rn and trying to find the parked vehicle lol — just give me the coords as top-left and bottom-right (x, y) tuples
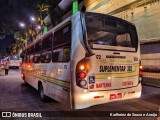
(9, 55), (20, 69)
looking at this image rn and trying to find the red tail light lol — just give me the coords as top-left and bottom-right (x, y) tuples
(139, 71), (143, 75)
(79, 72), (86, 79)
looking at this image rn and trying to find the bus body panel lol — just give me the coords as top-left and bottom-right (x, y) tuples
(72, 83), (141, 109)
(70, 12), (141, 109)
(87, 50), (140, 91)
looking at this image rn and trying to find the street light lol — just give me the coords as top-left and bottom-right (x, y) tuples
(19, 22), (25, 28)
(30, 16), (35, 22)
(37, 25), (41, 29)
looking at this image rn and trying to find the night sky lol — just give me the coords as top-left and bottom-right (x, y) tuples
(0, 0), (38, 57)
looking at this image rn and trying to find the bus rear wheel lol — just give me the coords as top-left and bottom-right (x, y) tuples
(39, 84), (48, 102)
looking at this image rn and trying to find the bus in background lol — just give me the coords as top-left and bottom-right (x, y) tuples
(21, 12), (142, 109)
(9, 55), (21, 69)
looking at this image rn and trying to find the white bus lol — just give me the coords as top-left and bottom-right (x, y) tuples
(21, 12), (142, 109)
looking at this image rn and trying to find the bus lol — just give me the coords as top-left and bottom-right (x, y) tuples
(21, 12), (142, 109)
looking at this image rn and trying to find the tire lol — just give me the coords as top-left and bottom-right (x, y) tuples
(39, 84), (48, 102)
(23, 75), (28, 85)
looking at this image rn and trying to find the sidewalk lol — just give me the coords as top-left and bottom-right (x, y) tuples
(142, 72), (160, 87)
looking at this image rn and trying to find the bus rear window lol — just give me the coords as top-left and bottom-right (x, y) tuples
(85, 14), (138, 51)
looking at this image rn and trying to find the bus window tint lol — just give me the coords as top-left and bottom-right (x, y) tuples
(25, 56), (30, 63)
(52, 51), (59, 62)
(42, 35), (52, 51)
(85, 15), (138, 51)
(27, 46), (34, 55)
(41, 52), (51, 63)
(33, 55), (41, 63)
(52, 23), (71, 62)
(35, 41), (42, 53)
(62, 48), (70, 62)
(54, 23), (71, 47)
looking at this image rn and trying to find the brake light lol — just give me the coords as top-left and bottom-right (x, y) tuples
(79, 72), (86, 79)
(139, 71), (143, 75)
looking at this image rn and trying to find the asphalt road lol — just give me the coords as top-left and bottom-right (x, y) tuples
(0, 69), (159, 120)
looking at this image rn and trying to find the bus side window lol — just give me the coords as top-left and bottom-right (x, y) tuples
(25, 55), (30, 63)
(41, 52), (51, 63)
(54, 23), (71, 47)
(33, 55), (41, 63)
(62, 47), (70, 62)
(35, 41), (42, 53)
(42, 35), (52, 51)
(52, 51), (60, 62)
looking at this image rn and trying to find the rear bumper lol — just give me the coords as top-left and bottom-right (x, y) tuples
(10, 66), (20, 68)
(72, 83), (142, 109)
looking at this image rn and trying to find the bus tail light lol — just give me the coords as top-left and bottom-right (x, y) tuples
(139, 65), (143, 70)
(28, 64), (31, 68)
(139, 71), (143, 75)
(139, 64), (143, 76)
(79, 72), (86, 79)
(76, 59), (90, 89)
(79, 65), (85, 70)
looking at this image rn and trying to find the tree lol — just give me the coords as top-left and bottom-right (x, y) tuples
(5, 0), (62, 55)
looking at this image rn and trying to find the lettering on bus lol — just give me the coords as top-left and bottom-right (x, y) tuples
(99, 65), (133, 72)
(96, 55), (101, 59)
(96, 83), (111, 88)
(99, 66), (126, 72)
(122, 81), (133, 86)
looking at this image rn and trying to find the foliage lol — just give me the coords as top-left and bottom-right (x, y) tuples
(4, 0), (62, 55)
